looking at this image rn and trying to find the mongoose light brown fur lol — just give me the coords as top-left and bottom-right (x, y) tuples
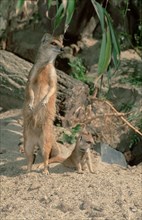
(23, 33), (63, 174)
(48, 129), (95, 173)
(68, 130), (94, 173)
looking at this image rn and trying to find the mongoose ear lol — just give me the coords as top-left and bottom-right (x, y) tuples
(41, 33), (52, 44)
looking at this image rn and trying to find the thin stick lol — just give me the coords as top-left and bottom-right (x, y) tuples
(74, 98), (142, 137)
(105, 100), (142, 137)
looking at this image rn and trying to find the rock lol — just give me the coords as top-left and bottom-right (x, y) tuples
(107, 86), (142, 112)
(57, 202), (73, 213)
(0, 50), (89, 125)
(8, 29), (43, 62)
(0, 0), (15, 38)
(107, 84), (142, 153)
(0, 50), (31, 110)
(94, 143), (128, 168)
(80, 199), (102, 212)
(0, 17), (7, 37)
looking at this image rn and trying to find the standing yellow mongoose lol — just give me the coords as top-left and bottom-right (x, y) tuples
(23, 33), (63, 174)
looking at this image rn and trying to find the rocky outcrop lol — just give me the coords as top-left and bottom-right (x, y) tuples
(0, 50), (89, 122)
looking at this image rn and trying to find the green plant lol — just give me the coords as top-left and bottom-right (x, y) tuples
(91, 0), (120, 77)
(135, 117), (142, 131)
(69, 58), (89, 82)
(16, 0), (25, 9)
(128, 114), (142, 146)
(119, 75), (142, 87)
(119, 103), (133, 112)
(130, 133), (141, 147)
(69, 57), (94, 94)
(128, 113), (142, 132)
(60, 124), (81, 145)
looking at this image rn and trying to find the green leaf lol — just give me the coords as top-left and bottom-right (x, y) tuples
(55, 3), (64, 19)
(110, 22), (120, 56)
(70, 137), (76, 144)
(112, 48), (119, 69)
(61, 133), (70, 144)
(65, 0), (75, 32)
(106, 12), (120, 68)
(60, 124), (81, 145)
(101, 27), (112, 73)
(56, 0), (59, 10)
(16, 0), (25, 9)
(61, 133), (76, 144)
(54, 3), (64, 30)
(91, 0), (105, 32)
(47, 0), (53, 10)
(72, 124), (81, 135)
(98, 32), (107, 74)
(91, 0), (120, 77)
(107, 66), (112, 86)
(91, 1), (112, 75)
(98, 14), (112, 75)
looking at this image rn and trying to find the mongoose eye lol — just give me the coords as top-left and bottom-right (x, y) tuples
(51, 42), (58, 46)
(86, 141), (92, 144)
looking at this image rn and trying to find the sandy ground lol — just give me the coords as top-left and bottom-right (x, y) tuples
(0, 111), (142, 220)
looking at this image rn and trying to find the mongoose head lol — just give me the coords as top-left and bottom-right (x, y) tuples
(78, 130), (94, 152)
(36, 33), (64, 65)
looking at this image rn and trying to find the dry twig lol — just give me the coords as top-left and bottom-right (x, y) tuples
(74, 98), (142, 137)
(105, 100), (142, 137)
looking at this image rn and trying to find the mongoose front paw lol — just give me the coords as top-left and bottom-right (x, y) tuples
(41, 99), (49, 107)
(77, 169), (84, 174)
(28, 103), (33, 111)
(41, 101), (47, 107)
(42, 168), (49, 175)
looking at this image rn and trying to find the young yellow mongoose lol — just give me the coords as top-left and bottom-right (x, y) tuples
(49, 129), (95, 173)
(68, 130), (94, 173)
(23, 33), (63, 174)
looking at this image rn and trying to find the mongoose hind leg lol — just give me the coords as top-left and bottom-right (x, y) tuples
(72, 155), (84, 174)
(76, 162), (84, 174)
(86, 149), (94, 173)
(24, 139), (35, 172)
(40, 141), (52, 175)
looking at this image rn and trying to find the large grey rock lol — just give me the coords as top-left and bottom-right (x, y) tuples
(94, 143), (128, 168)
(0, 50), (31, 110)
